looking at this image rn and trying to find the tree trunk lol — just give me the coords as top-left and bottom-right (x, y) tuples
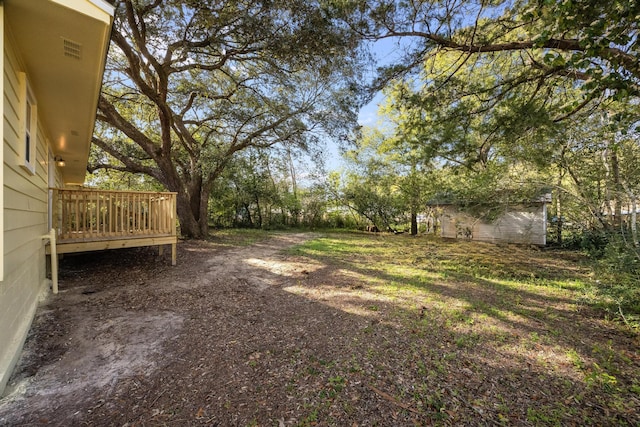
(287, 148), (298, 198)
(621, 181), (639, 247)
(610, 147), (622, 229)
(555, 200), (563, 245)
(555, 169), (564, 245)
(173, 177), (211, 239)
(565, 163), (610, 230)
(603, 142), (623, 229)
(198, 186), (210, 237)
(244, 203), (253, 226)
(255, 196), (263, 228)
(176, 192), (202, 238)
(410, 211), (418, 235)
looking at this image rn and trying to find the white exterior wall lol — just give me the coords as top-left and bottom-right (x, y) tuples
(440, 205), (547, 246)
(0, 23), (52, 394)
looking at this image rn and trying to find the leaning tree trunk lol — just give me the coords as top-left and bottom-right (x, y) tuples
(255, 196), (263, 229)
(240, 203), (253, 227)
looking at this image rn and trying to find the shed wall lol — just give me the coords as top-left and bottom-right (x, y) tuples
(440, 205), (546, 245)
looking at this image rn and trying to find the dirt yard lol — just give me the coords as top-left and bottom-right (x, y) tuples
(0, 232), (638, 426)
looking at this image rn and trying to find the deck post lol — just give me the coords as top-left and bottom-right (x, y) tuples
(171, 191), (177, 266)
(42, 228), (58, 294)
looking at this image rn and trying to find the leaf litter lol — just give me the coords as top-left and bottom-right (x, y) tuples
(0, 231), (638, 426)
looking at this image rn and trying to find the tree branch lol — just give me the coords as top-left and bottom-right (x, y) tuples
(389, 30), (639, 80)
(90, 136), (162, 181)
(97, 94), (161, 159)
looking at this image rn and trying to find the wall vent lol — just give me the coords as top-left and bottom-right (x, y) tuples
(63, 38), (82, 60)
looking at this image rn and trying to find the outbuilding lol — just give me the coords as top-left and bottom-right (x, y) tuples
(434, 194), (551, 246)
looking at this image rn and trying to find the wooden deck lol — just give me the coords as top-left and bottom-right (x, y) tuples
(47, 188), (178, 265)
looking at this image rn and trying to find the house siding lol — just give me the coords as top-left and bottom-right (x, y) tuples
(440, 205), (547, 246)
(0, 25), (51, 394)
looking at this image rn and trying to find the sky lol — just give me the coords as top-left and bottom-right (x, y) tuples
(358, 35), (412, 124)
(323, 37), (408, 171)
(319, 94), (384, 173)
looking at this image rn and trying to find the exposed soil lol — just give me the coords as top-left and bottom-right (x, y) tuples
(1, 233), (322, 425)
(0, 232), (638, 426)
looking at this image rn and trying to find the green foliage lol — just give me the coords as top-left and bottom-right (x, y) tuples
(84, 167), (164, 192)
(357, 0), (640, 99)
(335, 125), (440, 231)
(591, 237), (640, 322)
(343, 0), (640, 248)
(206, 147), (364, 230)
(93, 0), (366, 237)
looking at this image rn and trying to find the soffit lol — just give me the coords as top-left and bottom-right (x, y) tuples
(6, 0), (113, 185)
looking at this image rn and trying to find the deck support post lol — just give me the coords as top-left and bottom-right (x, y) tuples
(42, 228), (58, 294)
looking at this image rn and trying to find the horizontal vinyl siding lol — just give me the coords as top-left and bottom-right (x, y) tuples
(490, 209), (546, 245)
(4, 185), (47, 212)
(440, 208), (475, 239)
(440, 206), (546, 245)
(0, 29), (49, 394)
(3, 160), (47, 208)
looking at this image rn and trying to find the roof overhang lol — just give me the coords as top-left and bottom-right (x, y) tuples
(5, 0), (114, 185)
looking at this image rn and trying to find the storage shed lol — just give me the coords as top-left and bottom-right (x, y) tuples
(437, 196), (551, 246)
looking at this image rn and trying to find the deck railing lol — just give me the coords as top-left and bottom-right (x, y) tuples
(52, 188), (177, 241)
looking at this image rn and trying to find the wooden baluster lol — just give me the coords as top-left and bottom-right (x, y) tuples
(83, 192), (87, 237)
(138, 193), (141, 233)
(100, 193), (106, 236)
(131, 192), (135, 233)
(88, 191), (93, 238)
(60, 190), (66, 239)
(109, 192), (114, 236)
(74, 192), (79, 236)
(118, 192), (123, 235)
(145, 194), (149, 234)
(151, 196), (156, 233)
(159, 196), (164, 233)
(81, 192), (86, 237)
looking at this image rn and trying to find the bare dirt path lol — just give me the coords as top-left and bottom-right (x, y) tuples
(1, 232), (345, 426)
(2, 232), (638, 426)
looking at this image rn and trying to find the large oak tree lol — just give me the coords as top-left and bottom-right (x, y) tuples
(91, 0), (364, 237)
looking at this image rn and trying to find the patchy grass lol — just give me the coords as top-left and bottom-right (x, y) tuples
(5, 231), (638, 426)
(285, 232), (640, 425)
(205, 227), (274, 246)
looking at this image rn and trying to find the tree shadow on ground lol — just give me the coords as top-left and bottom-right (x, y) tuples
(2, 234), (638, 426)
